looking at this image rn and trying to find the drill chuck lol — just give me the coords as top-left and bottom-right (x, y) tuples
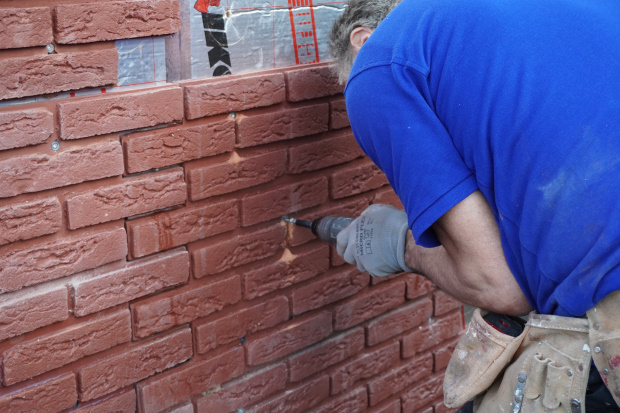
(282, 216), (354, 245)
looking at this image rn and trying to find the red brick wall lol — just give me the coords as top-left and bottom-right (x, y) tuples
(0, 2), (463, 412)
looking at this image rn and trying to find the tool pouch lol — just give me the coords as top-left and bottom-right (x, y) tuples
(587, 290), (620, 407)
(444, 308), (528, 408)
(475, 312), (591, 412)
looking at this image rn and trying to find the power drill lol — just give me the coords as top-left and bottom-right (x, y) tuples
(282, 216), (354, 246)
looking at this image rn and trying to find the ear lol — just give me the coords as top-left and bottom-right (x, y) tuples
(350, 27), (373, 52)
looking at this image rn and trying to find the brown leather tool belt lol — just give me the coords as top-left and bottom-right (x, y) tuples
(444, 291), (620, 412)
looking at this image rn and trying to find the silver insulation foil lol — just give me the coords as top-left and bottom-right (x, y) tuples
(0, 0), (345, 107)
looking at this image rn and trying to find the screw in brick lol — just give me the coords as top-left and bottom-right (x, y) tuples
(46, 43), (55, 54)
(51, 140), (60, 151)
(230, 112), (236, 118)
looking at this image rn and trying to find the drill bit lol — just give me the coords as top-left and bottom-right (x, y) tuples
(282, 216), (313, 228)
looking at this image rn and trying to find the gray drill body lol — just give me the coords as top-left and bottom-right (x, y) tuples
(312, 216), (354, 245)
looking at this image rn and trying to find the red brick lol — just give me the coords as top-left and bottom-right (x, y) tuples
(366, 298), (433, 346)
(309, 386), (367, 413)
(287, 131), (363, 174)
(192, 224), (285, 277)
(291, 267), (369, 315)
(369, 399), (401, 413)
(73, 389), (136, 413)
(402, 374), (444, 413)
(434, 338), (460, 372)
(0, 7), (52, 49)
(434, 290), (463, 316)
(333, 280), (406, 330)
(331, 244), (347, 266)
(184, 73), (286, 119)
(0, 373), (77, 413)
(73, 389), (135, 413)
(127, 198), (238, 258)
(0, 284), (68, 342)
(241, 177), (328, 226)
(137, 346), (245, 413)
(284, 65), (344, 102)
(195, 363), (287, 413)
(0, 196), (61, 246)
(331, 161), (389, 199)
(58, 86), (183, 140)
(370, 272), (403, 286)
(0, 138), (124, 198)
(72, 248), (189, 317)
(406, 273), (435, 299)
(54, 0), (180, 44)
(195, 296), (289, 354)
(66, 168), (186, 229)
(243, 244), (330, 300)
(246, 311), (332, 366)
(132, 274), (241, 338)
(0, 48), (117, 101)
(329, 97), (350, 130)
(244, 375), (329, 413)
(402, 312), (464, 358)
(0, 225), (126, 293)
(187, 149), (287, 201)
(373, 187), (404, 209)
(122, 117), (235, 173)
(3, 309), (130, 385)
(0, 108), (54, 150)
(285, 197), (368, 247)
(330, 341), (400, 395)
(168, 403), (194, 413)
(235, 103), (329, 148)
(79, 327), (192, 401)
(368, 353), (433, 406)
(289, 328), (364, 382)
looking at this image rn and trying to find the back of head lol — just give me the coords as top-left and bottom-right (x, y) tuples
(329, 0), (402, 84)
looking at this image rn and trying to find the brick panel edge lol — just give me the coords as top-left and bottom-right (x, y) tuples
(54, 0), (181, 44)
(58, 86), (183, 140)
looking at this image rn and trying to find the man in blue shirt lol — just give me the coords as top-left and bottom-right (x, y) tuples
(330, 0), (620, 411)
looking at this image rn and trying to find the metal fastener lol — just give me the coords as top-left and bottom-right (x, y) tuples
(46, 43), (55, 54)
(567, 369), (573, 377)
(51, 140), (60, 151)
(603, 369), (610, 375)
(230, 112), (236, 118)
(513, 372), (526, 413)
(595, 346), (601, 353)
(570, 398), (581, 413)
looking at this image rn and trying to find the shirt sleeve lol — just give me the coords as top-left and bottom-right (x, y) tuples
(345, 63), (478, 247)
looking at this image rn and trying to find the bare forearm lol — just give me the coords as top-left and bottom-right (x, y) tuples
(404, 232), (532, 316)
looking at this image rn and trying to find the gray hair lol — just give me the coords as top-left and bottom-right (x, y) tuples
(329, 0), (401, 84)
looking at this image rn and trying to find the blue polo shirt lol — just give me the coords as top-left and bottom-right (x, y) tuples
(345, 0), (620, 316)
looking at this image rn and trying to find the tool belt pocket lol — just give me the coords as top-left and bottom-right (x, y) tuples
(587, 290), (620, 407)
(520, 348), (582, 411)
(444, 308), (528, 408)
(589, 334), (620, 405)
(475, 313), (591, 412)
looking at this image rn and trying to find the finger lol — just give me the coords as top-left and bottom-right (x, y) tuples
(336, 224), (353, 257)
(342, 235), (358, 266)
